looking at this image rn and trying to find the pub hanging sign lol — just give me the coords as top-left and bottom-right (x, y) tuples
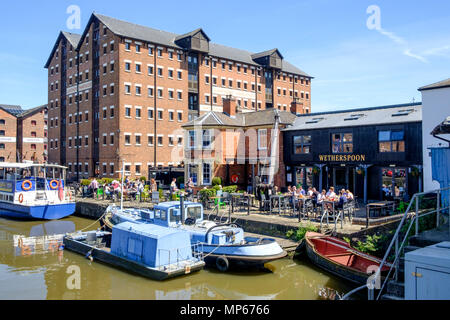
(318, 154), (367, 162)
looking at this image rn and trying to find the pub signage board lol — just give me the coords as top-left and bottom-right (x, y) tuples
(318, 154), (367, 162)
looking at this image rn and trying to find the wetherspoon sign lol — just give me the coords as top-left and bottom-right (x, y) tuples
(318, 154), (367, 162)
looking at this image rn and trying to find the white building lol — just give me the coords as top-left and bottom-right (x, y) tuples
(419, 78), (450, 191)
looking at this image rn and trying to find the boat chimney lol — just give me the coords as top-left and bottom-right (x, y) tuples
(180, 194), (185, 223)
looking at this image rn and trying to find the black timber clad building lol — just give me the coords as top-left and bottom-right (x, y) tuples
(282, 103), (423, 202)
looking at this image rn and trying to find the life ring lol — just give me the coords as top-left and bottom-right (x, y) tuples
(50, 180), (59, 190)
(216, 256), (230, 272)
(66, 190), (73, 201)
(231, 175), (239, 184)
(18, 194), (24, 204)
(22, 180), (32, 191)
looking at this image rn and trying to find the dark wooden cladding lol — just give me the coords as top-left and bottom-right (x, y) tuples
(283, 121), (423, 200)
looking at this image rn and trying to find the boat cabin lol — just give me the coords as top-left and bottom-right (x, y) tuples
(152, 201), (204, 228)
(111, 222), (195, 269)
(0, 162), (69, 205)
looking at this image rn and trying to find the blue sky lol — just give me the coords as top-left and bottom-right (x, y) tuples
(0, 0), (449, 112)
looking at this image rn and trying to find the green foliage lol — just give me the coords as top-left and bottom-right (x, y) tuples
(159, 189), (163, 199)
(223, 185), (238, 194)
(212, 185), (221, 192)
(343, 237), (351, 245)
(286, 224), (319, 242)
(354, 234), (383, 254)
(212, 177), (222, 187)
(139, 176), (147, 182)
(198, 188), (216, 201)
(80, 179), (91, 186)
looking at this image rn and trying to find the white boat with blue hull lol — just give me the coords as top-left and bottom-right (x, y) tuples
(0, 163), (75, 220)
(101, 200), (287, 271)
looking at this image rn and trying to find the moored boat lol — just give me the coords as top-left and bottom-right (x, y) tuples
(0, 162), (75, 220)
(101, 200), (287, 271)
(305, 232), (392, 285)
(64, 222), (205, 281)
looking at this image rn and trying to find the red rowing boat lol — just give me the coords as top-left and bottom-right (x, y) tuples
(305, 232), (392, 285)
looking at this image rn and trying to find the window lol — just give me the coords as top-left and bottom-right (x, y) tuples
(158, 110), (163, 120)
(177, 71), (182, 80)
(258, 129), (267, 150)
(125, 43), (131, 51)
(157, 48), (163, 57)
(158, 136), (163, 146)
(157, 67), (163, 77)
(148, 108), (154, 119)
(168, 69), (174, 78)
(31, 144), (37, 150)
(136, 135), (141, 145)
(177, 112), (183, 122)
(149, 47), (153, 56)
(168, 136), (174, 146)
(125, 134), (131, 145)
(136, 108), (142, 118)
(0, 144), (5, 149)
(136, 44), (141, 53)
(148, 87), (154, 97)
(169, 111), (174, 121)
(203, 163), (212, 185)
(379, 131), (405, 153)
(148, 65), (154, 75)
(136, 85), (141, 95)
(148, 135), (154, 146)
(188, 131), (196, 149)
(202, 130), (212, 149)
(125, 84), (131, 94)
(135, 165), (141, 175)
(125, 62), (131, 71)
(31, 131), (37, 138)
(293, 136), (312, 154)
(136, 63), (141, 73)
(125, 107), (131, 117)
(332, 133), (353, 153)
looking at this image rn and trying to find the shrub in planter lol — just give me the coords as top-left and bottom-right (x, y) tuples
(139, 176), (147, 183)
(212, 177), (222, 187)
(81, 179), (91, 186)
(223, 185), (238, 194)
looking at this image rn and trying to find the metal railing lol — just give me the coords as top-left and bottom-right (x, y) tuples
(342, 187), (450, 300)
(157, 243), (204, 271)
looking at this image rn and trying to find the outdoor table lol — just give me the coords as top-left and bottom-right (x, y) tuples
(366, 201), (396, 228)
(230, 193), (245, 213)
(270, 194), (285, 215)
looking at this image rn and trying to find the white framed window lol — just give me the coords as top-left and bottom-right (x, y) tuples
(203, 163), (212, 186)
(258, 129), (268, 150)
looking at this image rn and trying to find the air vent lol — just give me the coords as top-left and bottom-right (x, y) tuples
(306, 117), (324, 124)
(344, 114), (365, 121)
(392, 109), (414, 117)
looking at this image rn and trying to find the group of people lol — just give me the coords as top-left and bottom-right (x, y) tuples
(382, 184), (404, 201)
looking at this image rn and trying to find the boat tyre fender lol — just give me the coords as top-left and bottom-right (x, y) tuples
(216, 256), (229, 272)
(22, 180), (32, 191)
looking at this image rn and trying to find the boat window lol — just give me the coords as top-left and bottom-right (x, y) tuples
(154, 209), (167, 221)
(169, 208), (181, 224)
(186, 206), (202, 221)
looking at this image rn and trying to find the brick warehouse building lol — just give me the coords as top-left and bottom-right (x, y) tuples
(0, 104), (48, 163)
(45, 13), (312, 181)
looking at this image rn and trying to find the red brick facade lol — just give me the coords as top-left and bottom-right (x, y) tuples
(45, 13), (312, 181)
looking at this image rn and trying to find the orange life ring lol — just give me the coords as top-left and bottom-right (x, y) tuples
(18, 194), (24, 204)
(231, 175), (239, 184)
(50, 180), (59, 190)
(22, 180), (32, 191)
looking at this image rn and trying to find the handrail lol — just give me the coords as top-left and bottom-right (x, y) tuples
(342, 186), (450, 300)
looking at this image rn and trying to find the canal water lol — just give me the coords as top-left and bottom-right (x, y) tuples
(0, 216), (359, 300)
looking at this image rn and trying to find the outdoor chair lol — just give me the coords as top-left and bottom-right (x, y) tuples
(260, 194), (271, 212)
(151, 191), (160, 204)
(281, 196), (292, 216)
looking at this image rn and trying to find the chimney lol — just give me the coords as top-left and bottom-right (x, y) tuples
(223, 95), (237, 118)
(290, 98), (304, 115)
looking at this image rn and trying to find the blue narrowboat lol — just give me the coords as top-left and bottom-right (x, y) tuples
(0, 162), (75, 220)
(64, 222), (205, 280)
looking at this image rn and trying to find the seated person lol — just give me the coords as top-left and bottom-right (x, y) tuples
(336, 190), (348, 209)
(345, 190), (354, 201)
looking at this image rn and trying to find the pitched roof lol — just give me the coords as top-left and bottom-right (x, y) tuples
(0, 104), (23, 117)
(18, 105), (47, 118)
(419, 78), (450, 91)
(283, 103), (422, 132)
(251, 48), (283, 60)
(175, 28), (211, 42)
(431, 116), (450, 135)
(86, 13), (311, 77)
(44, 31), (82, 68)
(182, 109), (297, 128)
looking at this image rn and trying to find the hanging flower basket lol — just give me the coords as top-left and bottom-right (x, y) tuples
(411, 167), (420, 177)
(312, 166), (320, 176)
(356, 168), (365, 176)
